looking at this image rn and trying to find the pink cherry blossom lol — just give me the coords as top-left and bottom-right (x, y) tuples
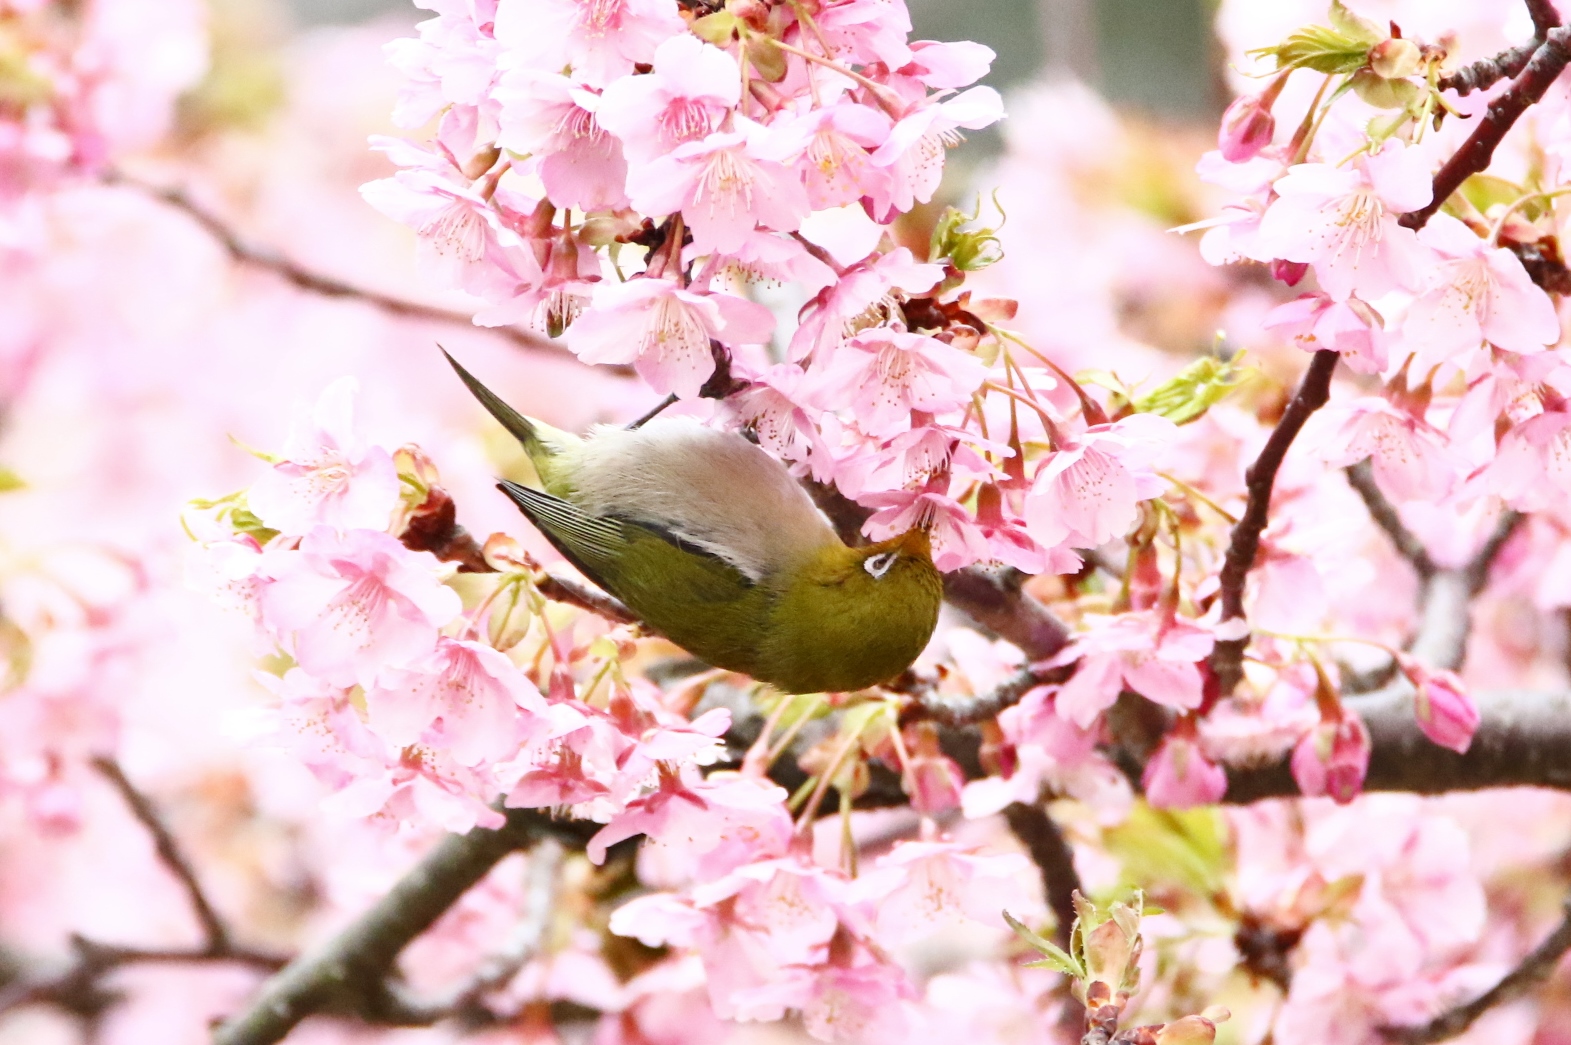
(385, 1), (503, 128)
(790, 247), (945, 361)
(722, 363), (823, 463)
(811, 327), (987, 438)
(1050, 610), (1216, 728)
(247, 378), (401, 537)
(493, 71), (628, 211)
(1024, 412), (1176, 551)
(1480, 406), (1571, 512)
(734, 953), (915, 1043)
(861, 488), (991, 571)
(588, 769), (791, 874)
(1256, 140), (1435, 301)
(364, 636), (548, 766)
(1264, 293), (1388, 375)
(1143, 732), (1229, 808)
(1217, 91), (1275, 163)
(846, 839), (1030, 944)
(596, 34), (740, 163)
(1402, 214), (1560, 370)
(628, 121), (811, 255)
(900, 40), (995, 90)
(869, 87), (1004, 218)
(1311, 396), (1457, 503)
(771, 101), (893, 210)
(259, 527), (462, 689)
(493, 0), (684, 87)
(565, 277), (775, 397)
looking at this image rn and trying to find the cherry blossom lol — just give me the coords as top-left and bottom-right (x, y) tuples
(247, 378), (401, 537)
(627, 121), (812, 255)
(596, 33), (741, 163)
(492, 0), (684, 87)
(1144, 731), (1229, 808)
(259, 528), (462, 689)
(1255, 140), (1434, 301)
(493, 70), (629, 211)
(1264, 293), (1388, 375)
(1024, 412), (1176, 552)
(811, 327), (988, 438)
(565, 278), (775, 397)
(1049, 610), (1216, 727)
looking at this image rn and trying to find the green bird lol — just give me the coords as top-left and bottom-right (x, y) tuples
(446, 352), (943, 694)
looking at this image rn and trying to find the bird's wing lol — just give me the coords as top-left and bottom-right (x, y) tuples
(445, 351), (543, 451)
(498, 481), (629, 577)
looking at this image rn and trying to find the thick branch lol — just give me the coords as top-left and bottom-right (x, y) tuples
(213, 809), (594, 1045)
(1528, 0), (1563, 38)
(903, 666), (1043, 727)
(1402, 27), (1571, 230)
(1440, 41), (1540, 95)
(942, 567), (1073, 661)
(1002, 803), (1083, 950)
(109, 174), (584, 364)
(1209, 349), (1340, 695)
(1384, 899), (1571, 1045)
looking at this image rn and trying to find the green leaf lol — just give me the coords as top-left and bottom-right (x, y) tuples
(1132, 354), (1252, 425)
(0, 466), (23, 493)
(929, 197), (1005, 272)
(1327, 0), (1383, 45)
(1003, 910), (1085, 977)
(1351, 68), (1420, 110)
(690, 11), (738, 45)
(1458, 174), (1529, 217)
(1257, 22), (1372, 74)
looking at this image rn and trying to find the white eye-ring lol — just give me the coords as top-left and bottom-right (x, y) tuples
(864, 551), (898, 579)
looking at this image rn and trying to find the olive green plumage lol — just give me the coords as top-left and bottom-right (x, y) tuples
(446, 352), (943, 694)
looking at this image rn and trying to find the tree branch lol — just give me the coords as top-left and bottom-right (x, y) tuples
(107, 173), (587, 364)
(1383, 899), (1571, 1044)
(1402, 27), (1571, 230)
(1439, 41), (1540, 95)
(1345, 461), (1437, 579)
(213, 809), (594, 1045)
(89, 757), (231, 951)
(0, 761), (288, 1019)
(1527, 0), (1563, 39)
(1002, 803), (1083, 950)
(1209, 349), (1340, 696)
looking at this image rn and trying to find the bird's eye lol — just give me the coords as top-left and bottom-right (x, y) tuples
(864, 552), (897, 579)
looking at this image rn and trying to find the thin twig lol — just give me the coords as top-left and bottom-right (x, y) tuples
(89, 757), (230, 950)
(1001, 803), (1082, 950)
(107, 173), (584, 364)
(1383, 899), (1571, 1044)
(1440, 41), (1540, 95)
(1403, 27), (1571, 230)
(1209, 350), (1340, 696)
(1463, 509), (1524, 595)
(903, 666), (1050, 727)
(213, 809), (595, 1045)
(1345, 461), (1436, 579)
(534, 572), (640, 627)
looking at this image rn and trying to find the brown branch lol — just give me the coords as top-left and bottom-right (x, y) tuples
(1209, 350), (1340, 696)
(0, 761), (289, 1019)
(943, 567), (1073, 661)
(213, 809), (595, 1045)
(106, 173), (588, 364)
(1402, 27), (1571, 230)
(1440, 41), (1540, 95)
(1345, 461), (1436, 579)
(1463, 508), (1525, 595)
(1528, 0), (1564, 38)
(90, 757), (231, 951)
(902, 666), (1043, 727)
(1383, 899), (1571, 1044)
(534, 572), (641, 628)
(1002, 803), (1083, 950)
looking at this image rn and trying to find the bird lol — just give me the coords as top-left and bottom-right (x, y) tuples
(444, 351), (943, 694)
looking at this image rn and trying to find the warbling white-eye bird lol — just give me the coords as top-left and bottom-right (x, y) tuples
(444, 351), (942, 694)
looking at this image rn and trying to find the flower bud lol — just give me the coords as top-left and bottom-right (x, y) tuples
(1396, 654), (1479, 753)
(1155, 1015), (1220, 1045)
(1218, 93), (1275, 163)
(904, 722), (963, 814)
(1369, 37), (1421, 79)
(1142, 734), (1228, 809)
(1290, 711), (1370, 804)
(1271, 259), (1308, 286)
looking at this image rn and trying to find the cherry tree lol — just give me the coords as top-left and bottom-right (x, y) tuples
(5, 1), (1571, 1044)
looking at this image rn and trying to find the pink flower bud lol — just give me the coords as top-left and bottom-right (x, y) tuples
(1291, 712), (1370, 804)
(1396, 655), (1479, 753)
(1218, 93), (1276, 163)
(1271, 259), (1309, 286)
(1143, 734), (1227, 809)
(1155, 1015), (1221, 1045)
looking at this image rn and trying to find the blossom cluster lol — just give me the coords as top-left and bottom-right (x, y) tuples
(362, 0), (1209, 579)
